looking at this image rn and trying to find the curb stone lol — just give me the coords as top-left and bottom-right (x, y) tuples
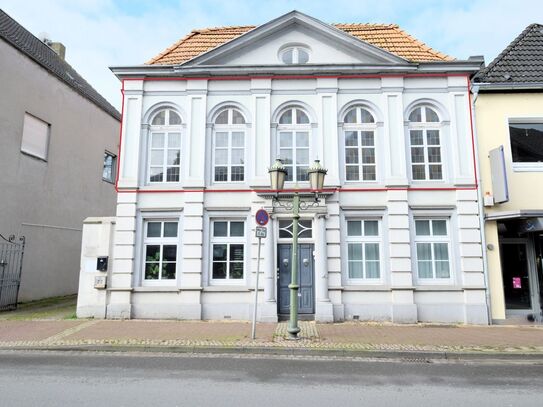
(1, 344), (543, 364)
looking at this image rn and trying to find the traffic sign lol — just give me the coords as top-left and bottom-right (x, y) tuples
(255, 226), (267, 238)
(255, 209), (269, 226)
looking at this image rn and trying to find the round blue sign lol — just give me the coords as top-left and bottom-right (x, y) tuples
(255, 209), (269, 226)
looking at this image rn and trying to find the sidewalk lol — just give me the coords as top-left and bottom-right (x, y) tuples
(1, 318), (542, 358)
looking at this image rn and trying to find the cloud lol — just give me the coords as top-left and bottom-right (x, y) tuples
(1, 0), (541, 110)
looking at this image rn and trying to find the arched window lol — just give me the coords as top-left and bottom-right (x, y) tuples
(408, 106), (443, 181)
(279, 46), (310, 65)
(213, 107), (246, 182)
(343, 106), (377, 181)
(277, 107), (311, 182)
(148, 108), (182, 183)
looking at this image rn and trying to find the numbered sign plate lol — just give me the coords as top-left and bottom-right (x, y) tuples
(255, 226), (267, 238)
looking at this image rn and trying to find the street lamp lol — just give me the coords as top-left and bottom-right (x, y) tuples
(269, 158), (327, 339)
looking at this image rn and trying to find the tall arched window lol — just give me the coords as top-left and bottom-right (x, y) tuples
(212, 107), (246, 182)
(343, 106), (376, 181)
(148, 108), (182, 183)
(408, 106), (443, 181)
(277, 107), (310, 182)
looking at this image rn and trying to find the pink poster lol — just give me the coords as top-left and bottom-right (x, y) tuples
(512, 277), (522, 289)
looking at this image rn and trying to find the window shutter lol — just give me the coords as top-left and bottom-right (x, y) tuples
(21, 113), (50, 160)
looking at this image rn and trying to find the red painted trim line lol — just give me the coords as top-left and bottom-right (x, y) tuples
(115, 186), (477, 194)
(114, 80), (125, 192)
(466, 76), (479, 189)
(121, 72), (470, 82)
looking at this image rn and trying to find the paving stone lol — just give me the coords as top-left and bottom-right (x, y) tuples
(0, 320), (542, 354)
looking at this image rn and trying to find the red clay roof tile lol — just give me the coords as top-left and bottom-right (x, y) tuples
(147, 23), (452, 65)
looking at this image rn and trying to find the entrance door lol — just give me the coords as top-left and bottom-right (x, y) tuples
(501, 242), (533, 311)
(277, 244), (314, 315)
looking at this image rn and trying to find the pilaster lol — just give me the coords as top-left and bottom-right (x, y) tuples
(387, 189), (417, 323)
(118, 80), (144, 189)
(382, 77), (408, 186)
(107, 192), (137, 319)
(315, 213), (334, 322)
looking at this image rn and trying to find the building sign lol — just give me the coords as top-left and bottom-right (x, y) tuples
(489, 146), (509, 204)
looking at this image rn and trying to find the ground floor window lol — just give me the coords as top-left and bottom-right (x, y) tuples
(346, 219), (381, 280)
(414, 218), (450, 280)
(210, 220), (245, 282)
(143, 219), (179, 282)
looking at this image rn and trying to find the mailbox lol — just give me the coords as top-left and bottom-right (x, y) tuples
(97, 256), (108, 272)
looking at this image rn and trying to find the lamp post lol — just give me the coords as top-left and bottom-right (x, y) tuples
(268, 159), (327, 339)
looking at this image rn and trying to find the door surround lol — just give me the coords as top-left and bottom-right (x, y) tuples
(277, 243), (315, 316)
(500, 237), (542, 319)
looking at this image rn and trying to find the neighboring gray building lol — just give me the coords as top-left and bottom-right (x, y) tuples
(0, 9), (120, 301)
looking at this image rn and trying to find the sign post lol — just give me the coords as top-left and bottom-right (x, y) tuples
(252, 209), (269, 340)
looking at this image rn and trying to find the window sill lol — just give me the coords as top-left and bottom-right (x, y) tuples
(512, 164), (543, 172)
(102, 178), (115, 184)
(414, 285), (465, 291)
(209, 182), (248, 188)
(140, 183), (184, 190)
(133, 286), (180, 292)
(204, 285), (250, 292)
(345, 179), (383, 186)
(414, 280), (455, 287)
(343, 284), (390, 291)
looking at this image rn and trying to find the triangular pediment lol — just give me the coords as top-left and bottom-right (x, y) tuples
(181, 11), (408, 67)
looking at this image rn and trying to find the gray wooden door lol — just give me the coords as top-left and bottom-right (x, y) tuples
(278, 244), (314, 314)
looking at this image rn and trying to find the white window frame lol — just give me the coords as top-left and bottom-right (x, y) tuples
(141, 218), (181, 286)
(209, 219), (247, 285)
(408, 106), (444, 182)
(342, 106), (378, 183)
(102, 151), (117, 183)
(413, 217), (453, 284)
(21, 112), (50, 161)
(147, 109), (182, 184)
(277, 107), (312, 183)
(508, 118), (543, 172)
(212, 108), (247, 183)
(344, 218), (383, 283)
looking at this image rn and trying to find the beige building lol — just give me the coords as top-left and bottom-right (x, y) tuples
(474, 23), (543, 323)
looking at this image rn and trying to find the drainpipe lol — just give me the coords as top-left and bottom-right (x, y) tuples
(470, 83), (493, 325)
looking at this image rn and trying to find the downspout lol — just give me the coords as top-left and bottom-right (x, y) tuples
(470, 83), (493, 324)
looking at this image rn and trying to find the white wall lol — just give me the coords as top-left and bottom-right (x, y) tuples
(90, 74), (486, 324)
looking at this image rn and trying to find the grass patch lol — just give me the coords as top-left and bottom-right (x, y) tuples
(16, 294), (77, 310)
(0, 294), (77, 321)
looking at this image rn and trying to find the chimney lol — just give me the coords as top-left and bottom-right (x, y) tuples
(50, 42), (66, 60)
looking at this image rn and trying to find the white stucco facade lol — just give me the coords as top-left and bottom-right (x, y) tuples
(77, 11), (488, 324)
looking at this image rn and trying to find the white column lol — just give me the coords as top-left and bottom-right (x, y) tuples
(264, 217), (275, 302)
(260, 215), (277, 322)
(315, 213), (334, 322)
(388, 189), (417, 323)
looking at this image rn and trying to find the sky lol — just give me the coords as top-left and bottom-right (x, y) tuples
(1, 0), (542, 111)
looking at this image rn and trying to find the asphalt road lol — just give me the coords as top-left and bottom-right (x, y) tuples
(0, 351), (542, 406)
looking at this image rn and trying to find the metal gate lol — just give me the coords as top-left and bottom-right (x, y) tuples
(0, 234), (25, 311)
